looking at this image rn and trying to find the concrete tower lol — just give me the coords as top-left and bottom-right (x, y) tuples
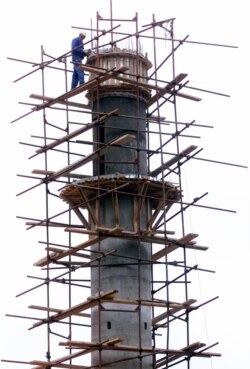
(89, 48), (154, 369)
(61, 47), (180, 368)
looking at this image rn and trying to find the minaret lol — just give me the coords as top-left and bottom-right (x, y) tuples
(61, 47), (180, 368)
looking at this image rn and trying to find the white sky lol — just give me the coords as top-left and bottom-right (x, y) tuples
(0, 1), (250, 369)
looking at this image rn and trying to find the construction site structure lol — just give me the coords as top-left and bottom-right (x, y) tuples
(2, 5), (245, 369)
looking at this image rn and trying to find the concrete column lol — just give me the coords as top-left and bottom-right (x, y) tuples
(90, 95), (153, 369)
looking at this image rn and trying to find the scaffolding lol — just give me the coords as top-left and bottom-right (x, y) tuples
(2, 5), (246, 369)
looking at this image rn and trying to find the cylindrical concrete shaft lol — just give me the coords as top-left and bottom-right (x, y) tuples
(92, 96), (148, 176)
(91, 96), (152, 369)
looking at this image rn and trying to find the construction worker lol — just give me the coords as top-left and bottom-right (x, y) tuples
(71, 31), (88, 89)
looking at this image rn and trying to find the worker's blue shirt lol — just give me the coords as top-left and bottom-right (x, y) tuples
(71, 37), (85, 60)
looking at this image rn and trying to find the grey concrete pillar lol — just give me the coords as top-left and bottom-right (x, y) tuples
(90, 95), (153, 369)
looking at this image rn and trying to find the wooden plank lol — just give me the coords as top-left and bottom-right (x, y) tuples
(183, 341), (206, 351)
(34, 235), (105, 267)
(156, 348), (220, 368)
(60, 337), (123, 348)
(152, 233), (199, 261)
(30, 94), (90, 110)
(78, 188), (98, 226)
(64, 228), (208, 252)
(80, 64), (130, 76)
(46, 248), (90, 259)
(96, 296), (188, 309)
(81, 65), (132, 75)
(30, 347), (92, 369)
(31, 66), (129, 112)
(111, 73), (162, 93)
(176, 91), (202, 101)
(110, 134), (135, 146)
(57, 341), (185, 354)
(31, 337), (124, 368)
(155, 342), (206, 367)
(28, 305), (90, 318)
(67, 202), (89, 229)
(30, 77), (102, 111)
(150, 203), (174, 231)
(45, 246), (90, 260)
(45, 247), (64, 254)
(31, 363), (89, 369)
(95, 226), (124, 234)
(148, 73), (188, 106)
(147, 199), (166, 230)
(35, 108), (120, 155)
(57, 341), (219, 357)
(45, 134), (135, 182)
(31, 340), (220, 369)
(152, 298), (197, 324)
(85, 341), (220, 357)
(80, 64), (107, 74)
(32, 290), (117, 328)
(150, 145), (198, 177)
(32, 169), (90, 180)
(103, 68), (180, 94)
(106, 337), (123, 346)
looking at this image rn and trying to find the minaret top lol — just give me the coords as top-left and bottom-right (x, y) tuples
(85, 46), (152, 101)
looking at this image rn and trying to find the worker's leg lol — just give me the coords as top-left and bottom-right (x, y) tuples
(76, 64), (85, 85)
(71, 57), (84, 89)
(71, 66), (79, 89)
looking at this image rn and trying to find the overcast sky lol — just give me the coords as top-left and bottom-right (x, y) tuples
(0, 1), (250, 369)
